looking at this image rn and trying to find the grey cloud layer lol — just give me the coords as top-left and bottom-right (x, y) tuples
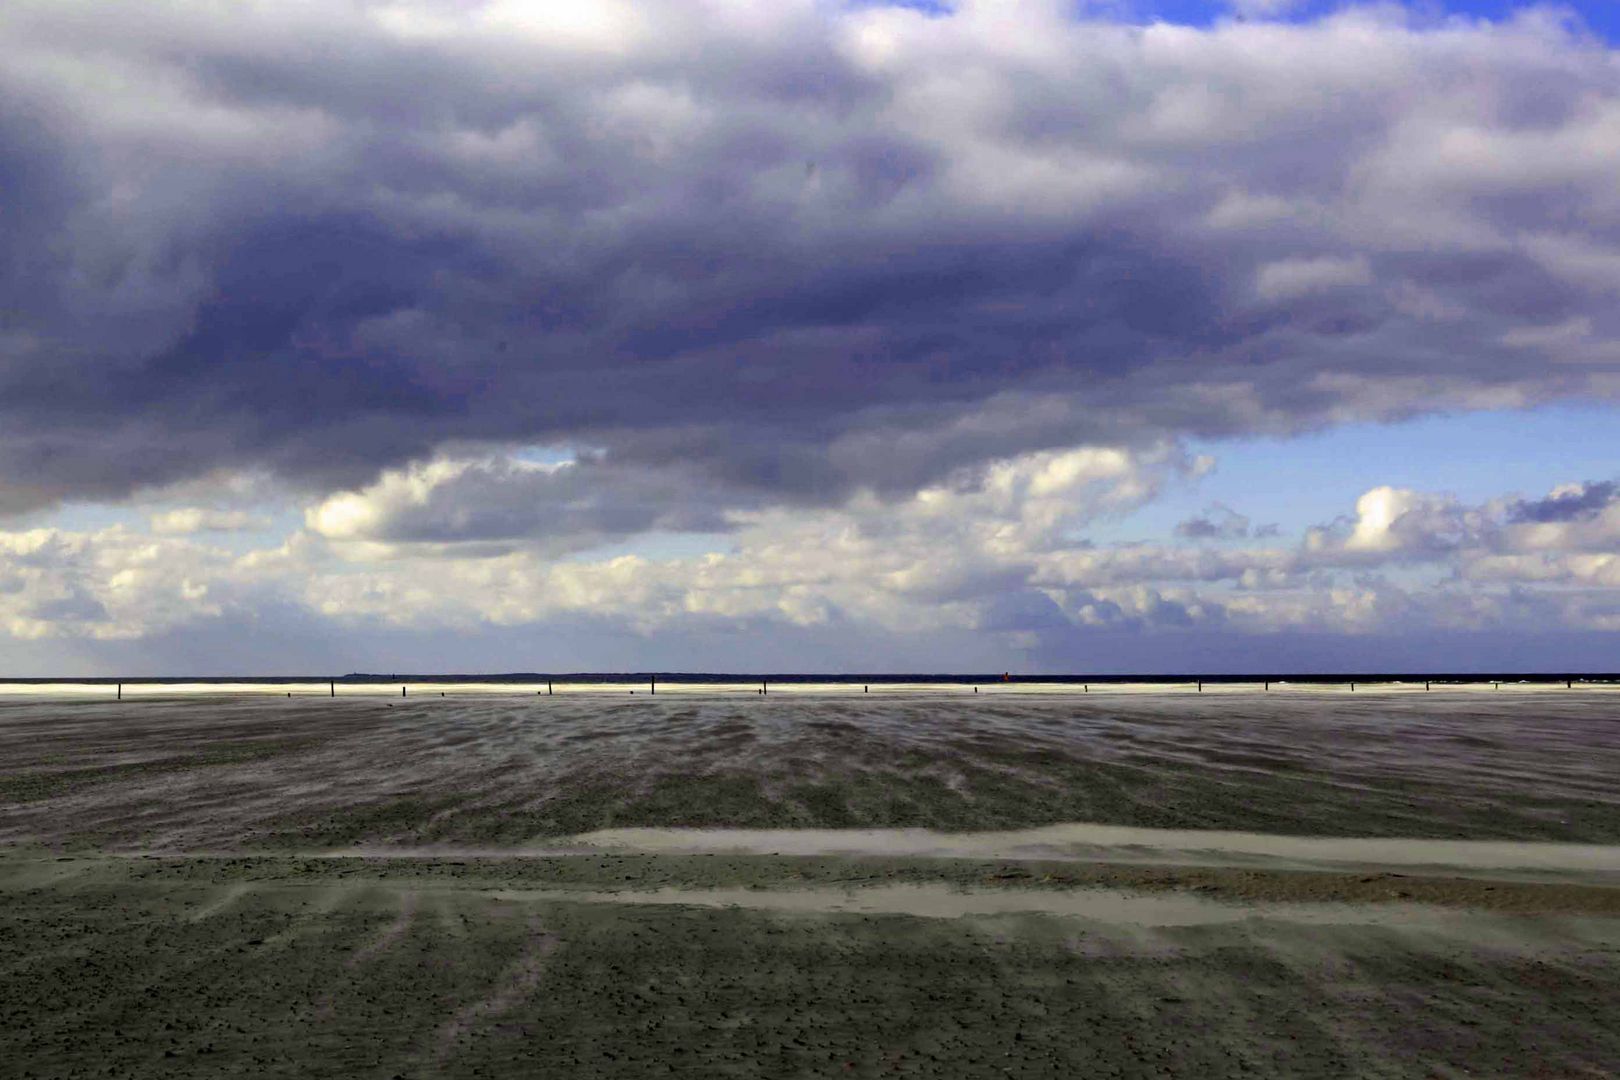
(304, 454), (739, 553)
(4, 1), (1620, 515)
(1173, 503), (1270, 540)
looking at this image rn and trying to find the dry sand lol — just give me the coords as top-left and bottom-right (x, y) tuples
(3, 690), (1618, 850)
(2, 691), (1618, 1077)
(570, 822), (1620, 878)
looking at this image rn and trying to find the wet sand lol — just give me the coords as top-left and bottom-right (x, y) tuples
(2, 692), (1618, 1077)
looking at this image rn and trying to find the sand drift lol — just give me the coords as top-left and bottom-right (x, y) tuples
(4, 691), (1620, 850)
(568, 822), (1620, 878)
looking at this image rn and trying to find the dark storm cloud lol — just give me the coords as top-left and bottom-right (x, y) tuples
(1508, 480), (1619, 523)
(1174, 503), (1253, 541)
(4, 1), (1620, 517)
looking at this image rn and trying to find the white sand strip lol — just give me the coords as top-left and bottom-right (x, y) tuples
(491, 884), (1620, 947)
(570, 824), (1620, 876)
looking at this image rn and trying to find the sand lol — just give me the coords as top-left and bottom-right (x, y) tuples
(570, 823), (1620, 878)
(4, 690), (1618, 849)
(2, 691), (1618, 1077)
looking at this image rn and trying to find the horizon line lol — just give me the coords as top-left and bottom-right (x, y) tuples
(3, 672), (1618, 684)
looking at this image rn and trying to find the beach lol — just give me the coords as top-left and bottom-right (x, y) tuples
(3, 688), (1618, 1077)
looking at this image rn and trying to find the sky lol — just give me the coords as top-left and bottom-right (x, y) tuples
(3, 0), (1620, 675)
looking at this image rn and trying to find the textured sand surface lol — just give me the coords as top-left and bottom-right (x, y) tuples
(2, 693), (1618, 1077)
(4, 852), (1620, 1079)
(2, 691), (1617, 849)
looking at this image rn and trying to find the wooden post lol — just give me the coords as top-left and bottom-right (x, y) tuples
(1197, 680), (1202, 693)
(1350, 682), (1355, 692)
(762, 679), (767, 696)
(864, 685), (868, 693)
(402, 685), (407, 698)
(973, 686), (977, 693)
(1264, 680), (1269, 691)
(1425, 681), (1430, 691)
(1568, 679), (1573, 689)
(117, 682), (121, 701)
(651, 675), (656, 696)
(330, 680), (335, 698)
(548, 681), (553, 696)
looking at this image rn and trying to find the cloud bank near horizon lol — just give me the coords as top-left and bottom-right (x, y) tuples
(5, 451), (1620, 671)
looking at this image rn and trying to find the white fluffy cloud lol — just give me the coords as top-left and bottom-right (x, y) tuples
(150, 508), (266, 535)
(6, 446), (1620, 662)
(294, 443), (1201, 629)
(0, 528), (232, 640)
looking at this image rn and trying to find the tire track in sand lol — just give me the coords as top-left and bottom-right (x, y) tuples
(187, 881), (253, 923)
(427, 917), (559, 1073)
(348, 889), (418, 967)
(251, 881), (363, 955)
